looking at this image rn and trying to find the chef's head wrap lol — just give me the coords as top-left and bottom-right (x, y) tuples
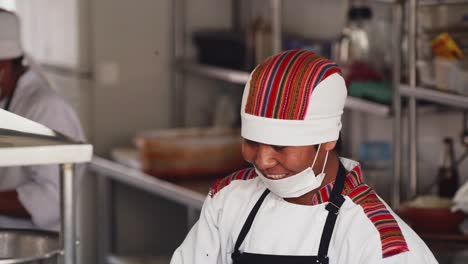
(0, 9), (23, 60)
(241, 49), (348, 146)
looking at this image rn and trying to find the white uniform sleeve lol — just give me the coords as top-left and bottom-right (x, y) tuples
(24, 92), (85, 141)
(356, 223), (439, 264)
(17, 164), (60, 230)
(356, 242), (439, 264)
(171, 195), (223, 264)
(17, 92), (85, 230)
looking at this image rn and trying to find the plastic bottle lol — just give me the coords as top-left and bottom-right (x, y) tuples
(437, 138), (459, 198)
(341, 6), (372, 63)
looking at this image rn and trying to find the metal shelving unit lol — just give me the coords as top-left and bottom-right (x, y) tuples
(0, 109), (93, 264)
(172, 0), (394, 127)
(182, 62), (391, 117)
(91, 157), (205, 210)
(377, 0), (468, 5)
(392, 0), (468, 206)
(91, 156), (206, 264)
(400, 85), (468, 110)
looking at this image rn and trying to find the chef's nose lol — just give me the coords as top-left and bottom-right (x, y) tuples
(254, 144), (278, 171)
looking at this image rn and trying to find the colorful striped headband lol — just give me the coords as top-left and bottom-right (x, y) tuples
(241, 49), (347, 146)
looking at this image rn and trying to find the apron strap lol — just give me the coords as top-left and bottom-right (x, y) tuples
(317, 162), (347, 261)
(233, 188), (270, 255)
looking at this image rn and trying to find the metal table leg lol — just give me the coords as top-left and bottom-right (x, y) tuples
(97, 176), (113, 264)
(60, 163), (76, 264)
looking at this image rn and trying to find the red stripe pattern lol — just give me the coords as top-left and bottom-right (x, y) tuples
(209, 168), (257, 198)
(311, 165), (364, 205)
(348, 185), (409, 258)
(245, 49), (341, 120)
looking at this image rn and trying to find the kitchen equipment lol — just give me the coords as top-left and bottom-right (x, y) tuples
(437, 138), (459, 198)
(0, 229), (59, 264)
(282, 0), (348, 41)
(135, 127), (246, 179)
(398, 196), (466, 234)
(0, 109), (93, 264)
(193, 31), (248, 70)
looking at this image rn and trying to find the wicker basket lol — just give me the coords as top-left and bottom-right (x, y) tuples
(135, 127), (246, 179)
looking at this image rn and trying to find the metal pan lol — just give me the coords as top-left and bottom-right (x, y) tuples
(0, 229), (60, 264)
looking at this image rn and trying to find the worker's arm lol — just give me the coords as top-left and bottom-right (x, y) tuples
(170, 195), (223, 264)
(0, 190), (31, 218)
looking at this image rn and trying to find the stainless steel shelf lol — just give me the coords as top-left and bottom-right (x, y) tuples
(345, 97), (390, 117)
(400, 84), (468, 110)
(182, 62), (249, 85)
(374, 0), (399, 4)
(182, 62), (391, 117)
(375, 0), (468, 5)
(418, 0), (468, 5)
(90, 157), (205, 210)
(107, 254), (170, 264)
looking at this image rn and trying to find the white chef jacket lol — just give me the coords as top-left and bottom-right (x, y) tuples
(0, 69), (85, 231)
(171, 158), (438, 264)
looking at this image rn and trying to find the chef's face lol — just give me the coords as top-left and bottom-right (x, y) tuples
(242, 139), (324, 180)
(0, 61), (12, 101)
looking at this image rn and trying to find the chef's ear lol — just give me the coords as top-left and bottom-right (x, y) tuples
(323, 141), (337, 152)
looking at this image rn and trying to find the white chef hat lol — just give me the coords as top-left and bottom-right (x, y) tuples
(0, 9), (23, 60)
(241, 49), (348, 146)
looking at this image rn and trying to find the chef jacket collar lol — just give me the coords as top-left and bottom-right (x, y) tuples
(311, 158), (363, 205)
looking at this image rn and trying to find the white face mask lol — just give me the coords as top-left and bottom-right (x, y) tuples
(255, 144), (329, 198)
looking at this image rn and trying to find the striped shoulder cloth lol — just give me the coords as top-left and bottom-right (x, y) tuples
(209, 168), (257, 198)
(348, 184), (410, 258)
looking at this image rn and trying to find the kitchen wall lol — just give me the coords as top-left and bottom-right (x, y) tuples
(89, 0), (172, 155)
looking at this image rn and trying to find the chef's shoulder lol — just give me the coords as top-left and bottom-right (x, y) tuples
(20, 80), (83, 139)
(343, 184), (411, 260)
(208, 167), (262, 201)
(340, 184), (437, 263)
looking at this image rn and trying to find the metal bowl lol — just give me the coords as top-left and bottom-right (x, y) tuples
(0, 229), (60, 264)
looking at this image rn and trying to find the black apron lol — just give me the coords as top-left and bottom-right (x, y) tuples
(231, 163), (347, 264)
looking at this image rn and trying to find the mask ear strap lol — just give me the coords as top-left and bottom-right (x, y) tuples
(311, 144), (321, 169)
(321, 151), (329, 174)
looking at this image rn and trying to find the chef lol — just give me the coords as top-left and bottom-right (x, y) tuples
(170, 49), (438, 264)
(0, 9), (85, 230)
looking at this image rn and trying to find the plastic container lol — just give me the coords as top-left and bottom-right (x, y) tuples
(135, 127), (246, 179)
(450, 60), (468, 96)
(434, 57), (458, 91)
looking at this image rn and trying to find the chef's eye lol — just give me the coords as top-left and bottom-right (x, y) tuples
(272, 145), (286, 152)
(244, 139), (258, 147)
